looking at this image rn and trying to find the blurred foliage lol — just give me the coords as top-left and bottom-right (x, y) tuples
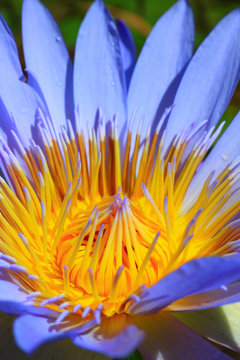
(114, 349), (143, 360)
(1, 0), (240, 48)
(1, 0), (240, 50)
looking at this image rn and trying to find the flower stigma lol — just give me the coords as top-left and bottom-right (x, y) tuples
(0, 109), (239, 329)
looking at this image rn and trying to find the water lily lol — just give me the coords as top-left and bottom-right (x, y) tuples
(0, 0), (240, 359)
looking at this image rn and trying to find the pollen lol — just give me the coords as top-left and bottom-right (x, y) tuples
(0, 110), (239, 326)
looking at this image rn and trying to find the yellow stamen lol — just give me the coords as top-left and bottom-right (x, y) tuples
(0, 118), (239, 322)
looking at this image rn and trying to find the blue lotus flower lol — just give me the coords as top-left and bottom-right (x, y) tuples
(0, 0), (240, 359)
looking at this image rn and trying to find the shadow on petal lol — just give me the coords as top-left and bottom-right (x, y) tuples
(132, 311), (232, 360)
(175, 304), (240, 353)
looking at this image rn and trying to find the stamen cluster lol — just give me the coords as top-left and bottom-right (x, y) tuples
(0, 111), (239, 326)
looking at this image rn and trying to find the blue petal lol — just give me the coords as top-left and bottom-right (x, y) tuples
(127, 0), (194, 139)
(0, 280), (27, 304)
(0, 17), (22, 78)
(14, 312), (144, 358)
(0, 278), (34, 315)
(170, 281), (240, 311)
(134, 312), (232, 360)
(22, 0), (74, 130)
(164, 8), (240, 149)
(73, 0), (127, 134)
(183, 112), (240, 209)
(0, 16), (41, 145)
(73, 317), (144, 358)
(14, 315), (97, 355)
(13, 315), (73, 354)
(0, 279), (57, 317)
(129, 255), (240, 315)
(116, 19), (136, 90)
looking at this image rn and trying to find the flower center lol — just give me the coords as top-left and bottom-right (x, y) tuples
(0, 113), (239, 324)
(57, 193), (161, 300)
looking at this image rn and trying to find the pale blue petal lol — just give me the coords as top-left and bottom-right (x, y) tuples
(0, 278), (32, 315)
(134, 312), (232, 360)
(127, 0), (194, 139)
(14, 312), (144, 358)
(0, 16), (41, 145)
(1, 314), (106, 360)
(22, 0), (74, 130)
(0, 16), (22, 77)
(170, 281), (240, 311)
(14, 315), (71, 355)
(129, 255), (240, 315)
(164, 9), (240, 148)
(0, 279), (57, 317)
(14, 314), (97, 355)
(73, 321), (144, 358)
(183, 112), (240, 209)
(73, 0), (127, 134)
(0, 280), (27, 303)
(116, 19), (136, 90)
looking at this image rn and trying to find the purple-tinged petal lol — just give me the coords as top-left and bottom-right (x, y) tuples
(116, 19), (136, 90)
(169, 281), (240, 311)
(73, 315), (144, 358)
(14, 314), (97, 355)
(0, 313), (109, 360)
(127, 0), (194, 139)
(183, 112), (240, 210)
(164, 9), (240, 149)
(0, 280), (27, 304)
(133, 312), (231, 360)
(14, 315), (71, 355)
(128, 255), (240, 315)
(0, 312), (106, 360)
(73, 0), (127, 134)
(0, 16), (41, 145)
(0, 279), (57, 317)
(175, 303), (240, 353)
(22, 0), (74, 130)
(14, 312), (144, 358)
(0, 17), (22, 78)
